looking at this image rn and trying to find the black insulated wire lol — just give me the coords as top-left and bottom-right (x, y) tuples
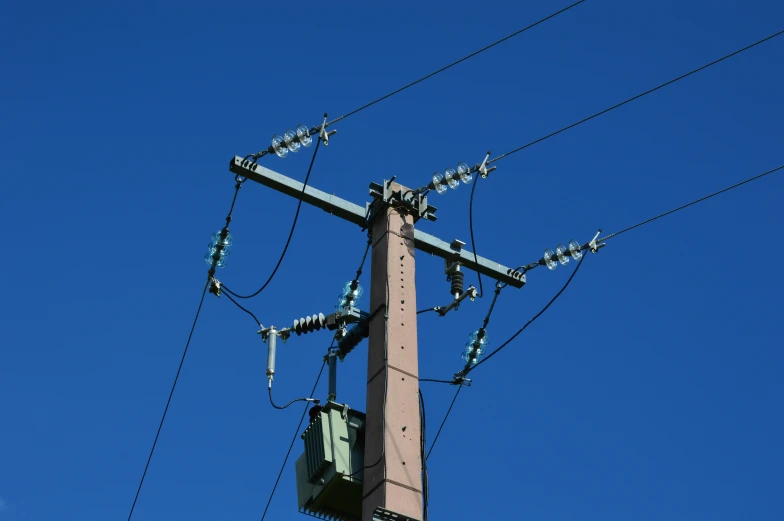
(268, 386), (319, 410)
(259, 353), (329, 521)
(221, 289), (262, 326)
(125, 281), (210, 521)
(487, 29), (784, 166)
(419, 389), (429, 521)
(468, 172), (484, 298)
(325, 0), (587, 128)
(481, 284), (503, 331)
(223, 137), (322, 299)
(468, 253), (587, 375)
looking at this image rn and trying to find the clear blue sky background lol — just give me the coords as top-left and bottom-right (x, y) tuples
(1, 1), (783, 520)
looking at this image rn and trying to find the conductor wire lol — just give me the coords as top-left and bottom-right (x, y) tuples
(487, 29), (784, 165)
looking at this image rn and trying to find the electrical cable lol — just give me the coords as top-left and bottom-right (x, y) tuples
(221, 289), (262, 326)
(125, 281), (210, 521)
(354, 235), (372, 282)
(598, 163), (784, 243)
(259, 355), (329, 521)
(468, 175), (485, 298)
(325, 0), (587, 128)
(417, 307), (440, 315)
(223, 137), (322, 300)
(486, 29), (784, 166)
(419, 389), (429, 521)
(268, 386), (319, 410)
(468, 253), (586, 375)
(425, 383), (463, 461)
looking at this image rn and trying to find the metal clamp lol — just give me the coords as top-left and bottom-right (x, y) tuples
(209, 277), (222, 297)
(589, 229), (606, 253)
(318, 113), (337, 146)
(477, 150), (497, 179)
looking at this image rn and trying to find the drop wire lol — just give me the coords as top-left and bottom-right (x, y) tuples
(224, 137), (322, 299)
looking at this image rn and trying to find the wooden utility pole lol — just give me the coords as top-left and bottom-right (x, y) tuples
(229, 157), (525, 521)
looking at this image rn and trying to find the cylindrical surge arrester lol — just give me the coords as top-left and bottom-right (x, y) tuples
(266, 327), (277, 386)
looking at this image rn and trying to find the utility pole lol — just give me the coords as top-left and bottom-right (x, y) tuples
(229, 157), (525, 521)
(363, 184), (422, 521)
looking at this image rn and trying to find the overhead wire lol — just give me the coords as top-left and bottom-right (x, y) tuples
(325, 0), (587, 128)
(223, 137), (322, 299)
(425, 383), (463, 461)
(125, 281), (209, 521)
(127, 174), (247, 521)
(486, 29), (784, 166)
(598, 164), (784, 243)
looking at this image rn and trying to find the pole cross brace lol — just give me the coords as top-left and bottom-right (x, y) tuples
(229, 156), (525, 288)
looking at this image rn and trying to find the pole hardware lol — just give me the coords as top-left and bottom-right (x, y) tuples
(369, 179), (438, 224)
(318, 113), (338, 146)
(209, 277), (222, 297)
(477, 150), (496, 179)
(588, 229), (606, 253)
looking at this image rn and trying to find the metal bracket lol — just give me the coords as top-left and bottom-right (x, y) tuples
(445, 239), (465, 274)
(259, 325), (291, 343)
(588, 228), (606, 253)
(436, 285), (477, 316)
(318, 113), (337, 146)
(368, 179), (438, 223)
(477, 150), (497, 179)
(209, 278), (221, 297)
(451, 373), (473, 386)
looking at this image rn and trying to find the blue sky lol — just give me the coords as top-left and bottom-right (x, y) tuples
(1, 1), (783, 520)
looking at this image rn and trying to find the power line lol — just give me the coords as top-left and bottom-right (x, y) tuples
(260, 357), (328, 521)
(599, 164), (784, 243)
(125, 281), (210, 521)
(325, 0), (587, 127)
(425, 383), (463, 461)
(487, 29), (784, 165)
(469, 253), (586, 374)
(224, 137), (322, 300)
